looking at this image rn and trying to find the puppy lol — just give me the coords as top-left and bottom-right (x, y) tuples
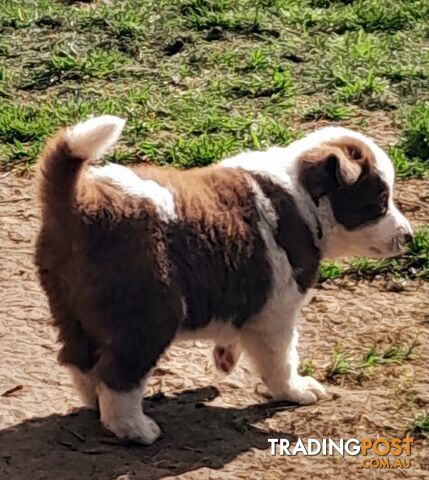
(35, 116), (412, 444)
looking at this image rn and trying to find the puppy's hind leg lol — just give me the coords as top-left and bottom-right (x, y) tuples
(68, 366), (99, 410)
(57, 319), (99, 410)
(95, 342), (168, 445)
(94, 308), (180, 444)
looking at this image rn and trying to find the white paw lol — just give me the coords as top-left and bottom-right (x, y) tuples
(102, 413), (162, 445)
(275, 376), (327, 405)
(139, 414), (162, 445)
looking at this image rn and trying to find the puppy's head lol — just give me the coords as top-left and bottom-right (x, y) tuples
(298, 129), (412, 259)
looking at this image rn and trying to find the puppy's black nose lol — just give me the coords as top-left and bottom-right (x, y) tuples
(404, 232), (413, 245)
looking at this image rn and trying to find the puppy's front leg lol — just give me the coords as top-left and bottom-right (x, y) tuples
(241, 322), (326, 405)
(97, 378), (161, 445)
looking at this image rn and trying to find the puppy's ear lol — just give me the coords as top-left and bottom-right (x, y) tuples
(299, 138), (369, 204)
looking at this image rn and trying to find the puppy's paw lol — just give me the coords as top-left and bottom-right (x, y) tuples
(275, 376), (327, 405)
(102, 413), (162, 445)
(138, 415), (162, 445)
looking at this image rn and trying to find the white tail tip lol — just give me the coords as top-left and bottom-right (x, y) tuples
(66, 115), (126, 160)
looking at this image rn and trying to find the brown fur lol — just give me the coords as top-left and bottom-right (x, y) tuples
(299, 136), (388, 229)
(32, 120), (412, 443)
(35, 139), (277, 391)
(132, 164), (274, 329)
(38, 130), (370, 393)
(37, 131), (85, 229)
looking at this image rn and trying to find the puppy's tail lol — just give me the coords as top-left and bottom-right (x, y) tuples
(37, 115), (126, 224)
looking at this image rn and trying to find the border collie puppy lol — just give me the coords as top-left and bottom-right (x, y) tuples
(35, 116), (412, 444)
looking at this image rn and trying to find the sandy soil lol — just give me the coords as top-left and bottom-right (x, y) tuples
(0, 173), (428, 480)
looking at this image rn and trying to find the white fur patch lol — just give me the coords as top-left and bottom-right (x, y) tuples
(89, 164), (177, 222)
(236, 189), (326, 404)
(66, 115), (126, 160)
(97, 380), (161, 445)
(247, 177), (278, 229)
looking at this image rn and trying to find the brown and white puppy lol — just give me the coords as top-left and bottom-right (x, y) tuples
(35, 116), (412, 444)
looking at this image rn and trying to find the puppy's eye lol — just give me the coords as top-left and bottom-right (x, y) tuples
(349, 147), (361, 160)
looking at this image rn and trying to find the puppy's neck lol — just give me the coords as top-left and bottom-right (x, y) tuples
(313, 196), (348, 260)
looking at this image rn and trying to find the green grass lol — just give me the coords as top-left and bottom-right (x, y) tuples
(319, 227), (429, 282)
(359, 342), (416, 370)
(328, 343), (353, 377)
(303, 101), (352, 121)
(0, 1), (427, 280)
(348, 228), (429, 280)
(390, 102), (429, 178)
(400, 102), (429, 160)
(0, 0), (428, 173)
(328, 340), (416, 379)
(319, 261), (343, 281)
(301, 359), (316, 377)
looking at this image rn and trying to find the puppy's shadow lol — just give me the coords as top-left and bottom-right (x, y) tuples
(0, 387), (297, 480)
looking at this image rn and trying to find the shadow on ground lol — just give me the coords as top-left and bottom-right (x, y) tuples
(0, 387), (297, 480)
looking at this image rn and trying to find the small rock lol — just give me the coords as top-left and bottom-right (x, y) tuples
(206, 26), (224, 41)
(384, 280), (407, 292)
(165, 37), (185, 56)
(284, 53), (305, 63)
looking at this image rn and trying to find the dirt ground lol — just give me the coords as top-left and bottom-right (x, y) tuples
(0, 173), (428, 480)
